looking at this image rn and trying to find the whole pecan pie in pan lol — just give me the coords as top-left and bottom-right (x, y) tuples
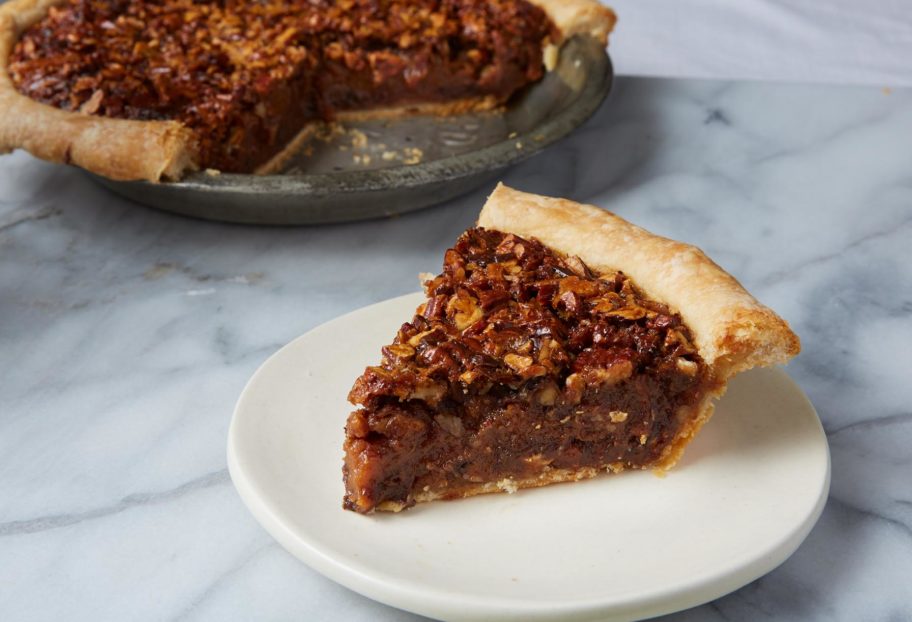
(343, 185), (800, 513)
(0, 0), (615, 181)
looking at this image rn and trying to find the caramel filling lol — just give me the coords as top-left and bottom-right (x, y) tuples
(344, 228), (710, 513)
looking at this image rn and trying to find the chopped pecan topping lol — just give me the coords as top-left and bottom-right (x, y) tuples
(349, 227), (705, 408)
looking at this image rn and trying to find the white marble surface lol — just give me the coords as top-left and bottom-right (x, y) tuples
(604, 0), (912, 87)
(1, 76), (911, 621)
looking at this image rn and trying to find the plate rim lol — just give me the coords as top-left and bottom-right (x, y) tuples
(227, 292), (831, 621)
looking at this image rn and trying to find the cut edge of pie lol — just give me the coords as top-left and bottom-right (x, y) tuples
(255, 96), (503, 176)
(343, 184), (800, 513)
(0, 0), (616, 182)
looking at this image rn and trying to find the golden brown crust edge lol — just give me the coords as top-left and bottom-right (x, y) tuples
(530, 0), (617, 47)
(0, 0), (198, 182)
(478, 184), (800, 378)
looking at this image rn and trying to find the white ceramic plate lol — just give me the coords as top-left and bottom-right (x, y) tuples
(228, 293), (830, 622)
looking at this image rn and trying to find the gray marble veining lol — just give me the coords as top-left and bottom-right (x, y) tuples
(1, 76), (910, 621)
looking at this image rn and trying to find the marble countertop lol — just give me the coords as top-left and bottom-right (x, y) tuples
(1, 76), (910, 621)
(605, 0), (912, 87)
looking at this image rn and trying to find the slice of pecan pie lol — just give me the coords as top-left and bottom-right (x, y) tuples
(344, 184), (800, 513)
(0, 0), (615, 181)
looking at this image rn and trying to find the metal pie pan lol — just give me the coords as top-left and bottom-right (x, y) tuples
(93, 37), (613, 225)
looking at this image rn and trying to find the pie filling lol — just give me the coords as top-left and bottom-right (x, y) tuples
(9, 0), (555, 172)
(345, 228), (712, 513)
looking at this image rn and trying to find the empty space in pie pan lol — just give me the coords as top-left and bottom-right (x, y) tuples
(92, 37), (613, 225)
(228, 293), (831, 622)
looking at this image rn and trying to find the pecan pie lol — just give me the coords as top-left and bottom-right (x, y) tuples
(0, 0), (615, 181)
(344, 185), (800, 513)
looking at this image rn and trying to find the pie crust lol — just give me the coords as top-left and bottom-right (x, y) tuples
(345, 184), (800, 512)
(0, 0), (615, 182)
